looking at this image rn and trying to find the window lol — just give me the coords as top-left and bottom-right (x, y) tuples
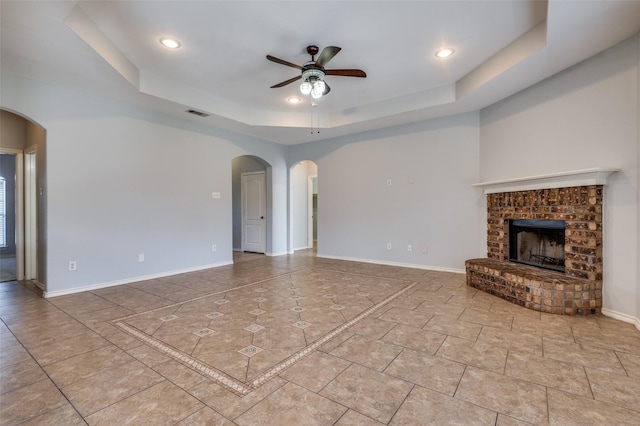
(0, 177), (5, 247)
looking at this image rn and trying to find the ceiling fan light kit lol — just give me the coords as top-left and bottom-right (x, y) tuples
(267, 45), (366, 100)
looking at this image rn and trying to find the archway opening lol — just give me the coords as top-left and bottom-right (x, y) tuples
(291, 160), (318, 252)
(231, 155), (272, 257)
(0, 109), (46, 289)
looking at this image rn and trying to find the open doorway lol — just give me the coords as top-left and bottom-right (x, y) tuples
(0, 109), (46, 288)
(232, 155), (271, 256)
(291, 160), (318, 251)
(0, 151), (20, 282)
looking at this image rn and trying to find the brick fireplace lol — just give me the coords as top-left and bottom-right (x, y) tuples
(466, 169), (616, 315)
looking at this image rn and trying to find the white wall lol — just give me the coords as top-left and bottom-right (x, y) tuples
(480, 35), (640, 321)
(291, 160), (317, 250)
(0, 74), (289, 296)
(290, 112), (484, 272)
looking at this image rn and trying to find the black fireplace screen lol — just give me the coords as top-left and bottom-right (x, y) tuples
(509, 219), (566, 272)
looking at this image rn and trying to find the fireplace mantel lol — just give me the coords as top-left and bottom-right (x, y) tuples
(473, 168), (619, 194)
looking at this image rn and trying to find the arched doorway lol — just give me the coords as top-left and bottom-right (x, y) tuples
(291, 160), (318, 251)
(0, 109), (46, 287)
(231, 155), (272, 255)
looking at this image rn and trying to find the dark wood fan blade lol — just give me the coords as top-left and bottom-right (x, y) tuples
(315, 46), (341, 68)
(266, 55), (303, 70)
(325, 69), (367, 78)
(270, 75), (301, 88)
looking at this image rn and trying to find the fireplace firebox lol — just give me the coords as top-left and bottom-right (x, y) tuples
(508, 219), (566, 272)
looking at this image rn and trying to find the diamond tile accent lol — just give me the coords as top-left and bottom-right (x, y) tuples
(319, 285), (330, 289)
(238, 345), (264, 357)
(159, 314), (178, 322)
(323, 294), (336, 298)
(206, 312), (224, 319)
(357, 292), (370, 297)
(330, 304), (345, 310)
(249, 308), (267, 316)
(245, 324), (266, 333)
(253, 297), (268, 302)
(193, 328), (217, 337)
(255, 288), (268, 293)
(292, 321), (312, 329)
(290, 306), (306, 313)
(290, 295), (304, 300)
(214, 299), (229, 305)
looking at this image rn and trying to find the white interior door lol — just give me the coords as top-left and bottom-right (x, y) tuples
(241, 171), (266, 253)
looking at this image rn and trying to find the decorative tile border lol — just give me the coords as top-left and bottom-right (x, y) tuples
(112, 268), (416, 396)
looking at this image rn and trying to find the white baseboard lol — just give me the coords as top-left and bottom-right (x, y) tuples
(316, 254), (466, 274)
(601, 308), (640, 331)
(266, 251), (289, 257)
(43, 260), (234, 298)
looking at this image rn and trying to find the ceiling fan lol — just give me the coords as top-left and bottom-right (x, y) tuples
(267, 45), (366, 99)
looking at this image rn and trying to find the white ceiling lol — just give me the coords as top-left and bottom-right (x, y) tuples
(2, 1), (640, 145)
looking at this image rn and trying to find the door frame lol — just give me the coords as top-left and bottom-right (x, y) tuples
(240, 171), (266, 253)
(307, 175), (317, 248)
(24, 145), (37, 280)
(0, 148), (25, 281)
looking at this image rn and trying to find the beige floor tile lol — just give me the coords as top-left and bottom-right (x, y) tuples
(61, 359), (164, 416)
(85, 380), (203, 425)
(505, 350), (592, 397)
(0, 379), (68, 425)
(235, 382), (347, 426)
(617, 351), (640, 378)
(25, 331), (110, 366)
(477, 326), (543, 355)
(390, 385), (497, 425)
(278, 351), (351, 392)
(153, 359), (209, 390)
(382, 323), (446, 355)
(335, 409), (385, 425)
(496, 414), (533, 425)
(44, 344), (134, 387)
(19, 404), (85, 426)
(542, 337), (626, 374)
(330, 334), (403, 371)
(384, 348), (465, 395)
(458, 308), (514, 330)
(0, 358), (46, 395)
(348, 317), (397, 339)
(586, 367), (640, 412)
(175, 406), (235, 425)
(456, 367), (549, 424)
(4, 253), (640, 425)
(0, 339), (31, 368)
(548, 388), (640, 425)
(423, 315), (483, 341)
(437, 336), (508, 374)
(377, 306), (433, 327)
(188, 377), (287, 419)
(320, 363), (413, 424)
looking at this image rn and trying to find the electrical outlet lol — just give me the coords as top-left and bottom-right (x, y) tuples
(212, 244), (217, 252)
(212, 192), (221, 199)
(386, 179), (392, 187)
(68, 261), (77, 271)
(422, 246), (428, 254)
(409, 176), (415, 184)
(386, 242), (392, 251)
(407, 244), (412, 252)
(138, 253), (145, 263)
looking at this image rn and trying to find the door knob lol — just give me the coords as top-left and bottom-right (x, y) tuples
(261, 216), (264, 219)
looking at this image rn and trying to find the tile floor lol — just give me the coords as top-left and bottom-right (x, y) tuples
(1, 250), (640, 425)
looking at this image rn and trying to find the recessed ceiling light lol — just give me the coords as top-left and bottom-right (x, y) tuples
(287, 96), (302, 104)
(160, 37), (181, 49)
(435, 48), (454, 58)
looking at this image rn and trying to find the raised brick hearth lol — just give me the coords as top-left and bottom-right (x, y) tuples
(467, 184), (604, 315)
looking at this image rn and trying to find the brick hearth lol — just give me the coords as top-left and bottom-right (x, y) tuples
(466, 185), (603, 315)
